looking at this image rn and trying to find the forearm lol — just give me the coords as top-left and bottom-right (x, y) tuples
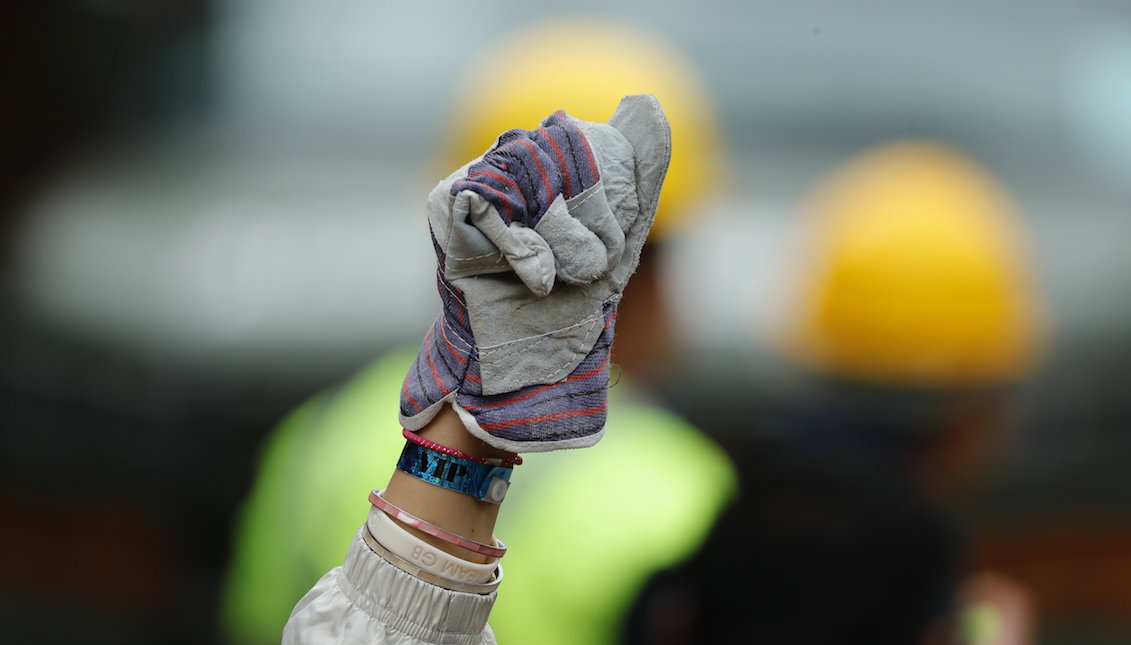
(283, 406), (505, 645)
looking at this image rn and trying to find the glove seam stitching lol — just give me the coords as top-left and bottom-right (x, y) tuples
(478, 310), (603, 354)
(446, 249), (502, 261)
(440, 317), (475, 354)
(543, 314), (603, 381)
(564, 181), (603, 209)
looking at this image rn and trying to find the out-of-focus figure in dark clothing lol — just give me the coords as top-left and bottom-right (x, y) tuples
(628, 141), (1043, 645)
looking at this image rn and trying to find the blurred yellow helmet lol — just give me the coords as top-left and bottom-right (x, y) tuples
(441, 18), (723, 240)
(784, 141), (1043, 386)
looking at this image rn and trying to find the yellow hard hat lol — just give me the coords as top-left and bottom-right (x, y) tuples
(784, 141), (1043, 386)
(441, 18), (723, 240)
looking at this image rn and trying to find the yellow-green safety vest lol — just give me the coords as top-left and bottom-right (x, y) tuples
(223, 349), (736, 645)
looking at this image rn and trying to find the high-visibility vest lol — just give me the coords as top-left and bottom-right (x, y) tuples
(223, 349), (736, 645)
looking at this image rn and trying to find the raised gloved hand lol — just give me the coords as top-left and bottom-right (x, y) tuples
(400, 95), (671, 452)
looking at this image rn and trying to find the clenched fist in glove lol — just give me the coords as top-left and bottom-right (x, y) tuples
(400, 95), (671, 452)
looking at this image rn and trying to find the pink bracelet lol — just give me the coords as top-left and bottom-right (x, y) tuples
(401, 429), (523, 467)
(369, 489), (507, 558)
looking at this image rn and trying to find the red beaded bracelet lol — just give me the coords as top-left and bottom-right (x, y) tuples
(402, 428), (523, 467)
(369, 489), (507, 558)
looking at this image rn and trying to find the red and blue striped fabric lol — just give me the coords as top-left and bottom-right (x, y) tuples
(451, 111), (599, 227)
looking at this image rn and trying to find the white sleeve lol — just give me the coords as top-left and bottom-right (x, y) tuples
(283, 526), (498, 645)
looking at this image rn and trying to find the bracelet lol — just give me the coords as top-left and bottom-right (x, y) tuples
(397, 440), (512, 503)
(402, 429), (523, 466)
(361, 520), (503, 594)
(367, 507), (498, 584)
(369, 489), (507, 558)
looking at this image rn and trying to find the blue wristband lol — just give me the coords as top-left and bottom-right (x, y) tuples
(396, 441), (513, 504)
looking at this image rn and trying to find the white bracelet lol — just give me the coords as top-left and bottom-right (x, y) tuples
(366, 507), (498, 584)
(361, 522), (503, 594)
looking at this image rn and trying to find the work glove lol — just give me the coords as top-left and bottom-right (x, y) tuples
(400, 94), (671, 453)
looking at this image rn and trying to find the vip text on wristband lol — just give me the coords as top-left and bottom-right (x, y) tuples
(396, 441), (512, 503)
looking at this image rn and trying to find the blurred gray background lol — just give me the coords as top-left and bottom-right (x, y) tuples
(2, 1), (1130, 643)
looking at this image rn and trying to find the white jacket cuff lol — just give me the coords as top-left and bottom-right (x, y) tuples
(283, 526), (497, 645)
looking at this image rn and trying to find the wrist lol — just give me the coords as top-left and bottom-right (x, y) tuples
(416, 407), (519, 462)
(383, 405), (510, 564)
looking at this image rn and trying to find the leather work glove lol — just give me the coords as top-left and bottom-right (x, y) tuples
(400, 95), (671, 453)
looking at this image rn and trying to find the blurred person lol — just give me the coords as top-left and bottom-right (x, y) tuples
(222, 20), (736, 645)
(626, 141), (1043, 645)
(783, 141), (1041, 503)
